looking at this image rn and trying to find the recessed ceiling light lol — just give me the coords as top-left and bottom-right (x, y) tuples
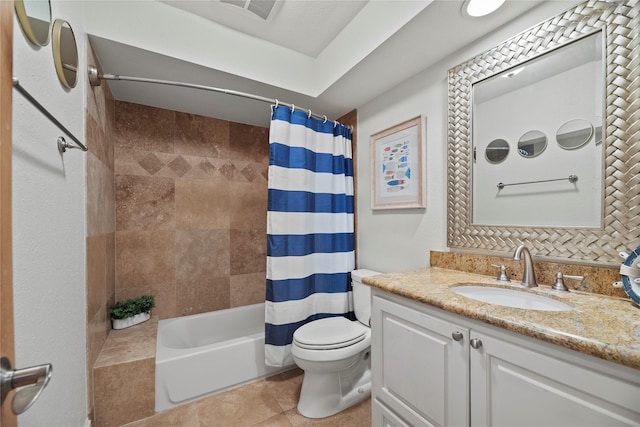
(462, 0), (506, 18)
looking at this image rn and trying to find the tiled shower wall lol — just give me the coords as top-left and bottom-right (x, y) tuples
(86, 43), (116, 421)
(113, 101), (270, 319)
(84, 75), (357, 420)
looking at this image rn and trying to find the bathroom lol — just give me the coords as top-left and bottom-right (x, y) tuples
(3, 0), (639, 426)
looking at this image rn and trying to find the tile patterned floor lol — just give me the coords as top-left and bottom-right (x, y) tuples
(121, 368), (371, 427)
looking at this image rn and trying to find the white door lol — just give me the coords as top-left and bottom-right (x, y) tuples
(1, 4), (55, 425)
(1, 2), (17, 425)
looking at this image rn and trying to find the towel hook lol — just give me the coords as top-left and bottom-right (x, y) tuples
(274, 99), (279, 108)
(57, 136), (85, 153)
(291, 104), (295, 113)
(323, 115), (328, 123)
(308, 109), (312, 119)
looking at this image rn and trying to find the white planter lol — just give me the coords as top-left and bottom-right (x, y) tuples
(111, 311), (151, 330)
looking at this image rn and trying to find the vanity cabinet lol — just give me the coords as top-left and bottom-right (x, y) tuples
(371, 289), (640, 427)
(371, 293), (469, 427)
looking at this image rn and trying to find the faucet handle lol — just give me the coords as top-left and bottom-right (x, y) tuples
(491, 264), (511, 282)
(552, 273), (586, 292)
(563, 274), (587, 291)
(551, 272), (570, 292)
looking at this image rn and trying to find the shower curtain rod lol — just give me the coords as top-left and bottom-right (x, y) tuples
(87, 65), (349, 127)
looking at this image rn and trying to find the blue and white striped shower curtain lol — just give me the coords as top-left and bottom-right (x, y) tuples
(265, 105), (355, 367)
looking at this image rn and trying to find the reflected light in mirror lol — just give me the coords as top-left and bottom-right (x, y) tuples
(462, 0), (505, 17)
(52, 19), (78, 89)
(556, 119), (594, 150)
(517, 130), (547, 158)
(485, 139), (510, 163)
(502, 67), (524, 79)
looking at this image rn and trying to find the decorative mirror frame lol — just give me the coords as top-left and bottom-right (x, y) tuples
(447, 0), (639, 266)
(52, 19), (78, 89)
(14, 0), (52, 47)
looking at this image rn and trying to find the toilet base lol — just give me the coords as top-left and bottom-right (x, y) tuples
(296, 350), (372, 419)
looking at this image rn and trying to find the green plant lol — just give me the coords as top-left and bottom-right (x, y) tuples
(109, 295), (155, 320)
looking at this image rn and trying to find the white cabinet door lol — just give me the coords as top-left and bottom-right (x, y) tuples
(470, 330), (640, 427)
(372, 295), (469, 427)
(373, 398), (413, 427)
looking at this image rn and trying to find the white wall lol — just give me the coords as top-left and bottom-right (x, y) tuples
(12, 2), (87, 425)
(356, 2), (573, 274)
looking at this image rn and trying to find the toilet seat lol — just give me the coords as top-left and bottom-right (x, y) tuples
(293, 317), (367, 350)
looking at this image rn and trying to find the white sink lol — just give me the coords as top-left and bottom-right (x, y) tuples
(450, 285), (572, 311)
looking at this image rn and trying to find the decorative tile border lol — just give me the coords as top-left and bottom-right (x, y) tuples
(115, 147), (268, 183)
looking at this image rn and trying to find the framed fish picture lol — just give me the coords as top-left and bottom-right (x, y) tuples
(370, 116), (426, 209)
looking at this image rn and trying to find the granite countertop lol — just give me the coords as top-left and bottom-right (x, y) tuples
(363, 267), (640, 370)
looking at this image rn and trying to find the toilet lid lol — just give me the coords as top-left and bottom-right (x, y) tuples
(293, 317), (367, 350)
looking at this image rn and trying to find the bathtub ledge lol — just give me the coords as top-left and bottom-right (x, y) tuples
(93, 315), (158, 427)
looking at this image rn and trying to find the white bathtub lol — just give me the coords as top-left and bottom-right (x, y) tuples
(155, 303), (291, 412)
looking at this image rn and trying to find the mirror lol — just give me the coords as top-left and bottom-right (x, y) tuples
(447, 0), (639, 265)
(517, 131), (547, 158)
(14, 0), (51, 46)
(52, 19), (78, 89)
(556, 119), (594, 150)
(485, 139), (509, 164)
(471, 32), (603, 229)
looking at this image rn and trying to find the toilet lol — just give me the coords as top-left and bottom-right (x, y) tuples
(291, 269), (381, 418)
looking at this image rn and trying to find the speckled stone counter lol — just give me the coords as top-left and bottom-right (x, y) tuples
(363, 267), (640, 370)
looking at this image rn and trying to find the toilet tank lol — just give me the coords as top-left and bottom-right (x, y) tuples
(351, 269), (381, 326)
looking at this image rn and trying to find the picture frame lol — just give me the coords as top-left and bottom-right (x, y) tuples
(370, 116), (426, 210)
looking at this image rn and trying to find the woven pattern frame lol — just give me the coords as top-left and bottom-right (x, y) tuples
(447, 0), (639, 266)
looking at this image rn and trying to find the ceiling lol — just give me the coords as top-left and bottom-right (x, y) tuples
(88, 0), (578, 128)
(157, 0), (370, 58)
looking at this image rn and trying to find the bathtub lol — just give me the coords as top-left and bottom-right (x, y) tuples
(155, 303), (291, 412)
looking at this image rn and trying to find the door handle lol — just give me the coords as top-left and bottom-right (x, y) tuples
(1, 357), (52, 415)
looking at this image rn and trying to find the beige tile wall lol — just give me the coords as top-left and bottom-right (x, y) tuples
(85, 91), (356, 424)
(86, 42), (117, 422)
(114, 102), (270, 319)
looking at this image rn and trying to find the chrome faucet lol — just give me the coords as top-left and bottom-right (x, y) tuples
(512, 244), (538, 288)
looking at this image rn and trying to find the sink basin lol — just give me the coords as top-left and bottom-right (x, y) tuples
(450, 285), (572, 311)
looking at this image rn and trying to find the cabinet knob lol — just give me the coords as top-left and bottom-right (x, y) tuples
(452, 331), (464, 341)
(470, 338), (483, 349)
